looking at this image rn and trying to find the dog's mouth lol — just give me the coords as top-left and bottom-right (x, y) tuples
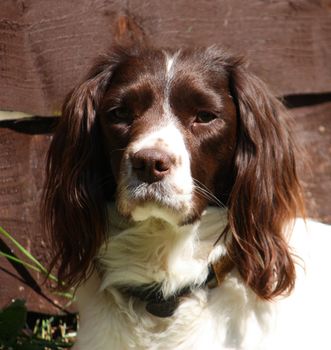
(116, 180), (194, 225)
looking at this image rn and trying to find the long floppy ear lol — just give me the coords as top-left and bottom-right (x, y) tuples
(42, 66), (113, 289)
(43, 15), (147, 290)
(225, 64), (305, 300)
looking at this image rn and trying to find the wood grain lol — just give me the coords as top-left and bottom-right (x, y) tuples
(0, 0), (331, 116)
(291, 101), (331, 224)
(0, 127), (71, 313)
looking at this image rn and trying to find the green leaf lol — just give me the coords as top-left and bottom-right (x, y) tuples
(0, 300), (27, 344)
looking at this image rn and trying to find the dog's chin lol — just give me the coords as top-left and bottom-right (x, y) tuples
(131, 203), (183, 226)
(117, 198), (200, 227)
(115, 182), (207, 226)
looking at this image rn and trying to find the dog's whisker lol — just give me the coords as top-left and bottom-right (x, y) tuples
(193, 179), (226, 209)
(196, 184), (226, 208)
(195, 187), (225, 209)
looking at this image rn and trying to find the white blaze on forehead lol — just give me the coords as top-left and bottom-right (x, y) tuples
(166, 55), (175, 74)
(118, 50), (195, 223)
(164, 50), (180, 80)
(128, 51), (192, 206)
(163, 51), (179, 129)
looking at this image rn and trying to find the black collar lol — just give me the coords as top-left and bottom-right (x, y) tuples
(120, 265), (216, 318)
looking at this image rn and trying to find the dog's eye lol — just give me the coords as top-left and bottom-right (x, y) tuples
(195, 111), (218, 124)
(108, 107), (133, 124)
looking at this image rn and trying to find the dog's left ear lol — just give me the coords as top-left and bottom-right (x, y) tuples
(223, 62), (305, 300)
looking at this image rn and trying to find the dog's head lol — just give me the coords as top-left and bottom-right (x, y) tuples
(43, 42), (304, 299)
(99, 47), (239, 225)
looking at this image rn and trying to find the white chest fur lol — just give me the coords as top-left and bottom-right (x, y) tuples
(74, 208), (331, 350)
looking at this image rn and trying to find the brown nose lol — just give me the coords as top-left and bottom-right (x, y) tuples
(130, 148), (172, 183)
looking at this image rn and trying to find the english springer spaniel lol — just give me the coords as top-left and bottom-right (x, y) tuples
(43, 42), (331, 349)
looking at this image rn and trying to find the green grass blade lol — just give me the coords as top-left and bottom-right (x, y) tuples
(0, 251), (44, 274)
(0, 226), (59, 283)
(0, 226), (48, 273)
(0, 226), (74, 299)
(0, 251), (74, 299)
(0, 251), (58, 283)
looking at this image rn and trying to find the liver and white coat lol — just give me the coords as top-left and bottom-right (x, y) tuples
(43, 43), (331, 349)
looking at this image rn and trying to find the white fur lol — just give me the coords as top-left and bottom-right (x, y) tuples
(166, 54), (175, 74)
(74, 208), (331, 350)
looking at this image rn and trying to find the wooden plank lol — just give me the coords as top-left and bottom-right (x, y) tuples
(0, 125), (73, 313)
(130, 0), (331, 96)
(0, 0), (123, 116)
(0, 0), (331, 116)
(291, 101), (331, 224)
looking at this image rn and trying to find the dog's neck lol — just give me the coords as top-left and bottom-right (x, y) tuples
(97, 206), (228, 298)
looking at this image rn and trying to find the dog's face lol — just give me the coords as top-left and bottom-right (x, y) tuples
(44, 44), (303, 299)
(98, 48), (237, 224)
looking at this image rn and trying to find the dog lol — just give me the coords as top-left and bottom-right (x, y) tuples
(43, 39), (331, 349)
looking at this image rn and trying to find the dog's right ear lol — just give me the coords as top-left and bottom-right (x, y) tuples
(42, 61), (115, 290)
(43, 14), (149, 290)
